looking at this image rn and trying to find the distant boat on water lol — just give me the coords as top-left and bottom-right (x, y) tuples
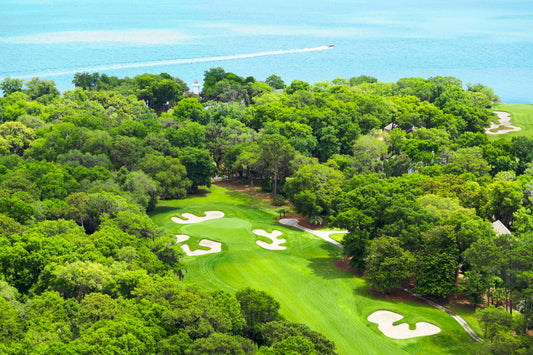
(328, 44), (335, 48)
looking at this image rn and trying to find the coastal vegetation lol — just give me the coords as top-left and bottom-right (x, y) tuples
(0, 69), (533, 353)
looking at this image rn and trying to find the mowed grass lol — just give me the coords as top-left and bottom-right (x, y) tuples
(151, 185), (482, 354)
(490, 104), (533, 140)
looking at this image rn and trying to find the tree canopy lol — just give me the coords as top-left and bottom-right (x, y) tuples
(1, 70), (531, 352)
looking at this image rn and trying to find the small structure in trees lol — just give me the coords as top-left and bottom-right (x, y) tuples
(192, 80), (200, 95)
(492, 220), (511, 236)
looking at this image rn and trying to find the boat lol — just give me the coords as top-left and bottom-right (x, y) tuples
(328, 44), (335, 48)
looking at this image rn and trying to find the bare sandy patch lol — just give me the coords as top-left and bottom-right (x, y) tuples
(180, 239), (222, 256)
(486, 111), (521, 135)
(171, 211), (225, 224)
(253, 229), (287, 250)
(279, 218), (346, 248)
(367, 310), (441, 339)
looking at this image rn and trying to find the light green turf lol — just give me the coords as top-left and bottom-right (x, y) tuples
(151, 185), (482, 354)
(489, 104), (533, 140)
(446, 304), (483, 338)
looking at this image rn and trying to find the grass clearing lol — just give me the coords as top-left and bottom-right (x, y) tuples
(489, 104), (533, 140)
(151, 185), (482, 354)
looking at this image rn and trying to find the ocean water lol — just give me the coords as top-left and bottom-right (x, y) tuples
(1, 0), (532, 103)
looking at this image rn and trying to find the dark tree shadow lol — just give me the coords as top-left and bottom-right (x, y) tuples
(149, 205), (183, 215)
(305, 242), (351, 279)
(189, 188), (211, 197)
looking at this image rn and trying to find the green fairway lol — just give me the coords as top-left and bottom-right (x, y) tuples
(490, 104), (533, 140)
(151, 185), (482, 354)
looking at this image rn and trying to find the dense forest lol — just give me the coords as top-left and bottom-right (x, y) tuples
(1, 69), (533, 354)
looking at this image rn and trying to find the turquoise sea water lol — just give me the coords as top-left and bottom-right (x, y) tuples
(1, 0), (532, 103)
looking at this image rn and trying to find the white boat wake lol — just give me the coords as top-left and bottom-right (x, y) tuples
(18, 46), (335, 79)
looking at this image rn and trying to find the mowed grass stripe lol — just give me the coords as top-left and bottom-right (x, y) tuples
(151, 185), (482, 354)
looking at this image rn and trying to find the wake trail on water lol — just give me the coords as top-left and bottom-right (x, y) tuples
(18, 46), (334, 79)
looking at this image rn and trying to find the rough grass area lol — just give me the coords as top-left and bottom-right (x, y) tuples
(150, 185), (482, 354)
(490, 104), (533, 140)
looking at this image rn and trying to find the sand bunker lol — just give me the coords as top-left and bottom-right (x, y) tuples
(367, 310), (441, 339)
(171, 211), (225, 224)
(175, 234), (221, 256)
(486, 111), (521, 135)
(180, 238), (222, 256)
(253, 229), (286, 250)
(176, 234), (190, 243)
(279, 218), (347, 248)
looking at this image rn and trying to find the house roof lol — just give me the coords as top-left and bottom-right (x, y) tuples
(384, 122), (397, 131)
(492, 220), (511, 236)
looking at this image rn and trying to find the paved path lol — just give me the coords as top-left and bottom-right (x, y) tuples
(278, 218), (482, 342)
(278, 218), (347, 248)
(403, 288), (483, 342)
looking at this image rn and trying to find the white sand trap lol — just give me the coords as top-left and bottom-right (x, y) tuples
(253, 229), (286, 250)
(180, 239), (222, 256)
(486, 111), (521, 135)
(171, 211), (224, 224)
(279, 218), (347, 248)
(175, 234), (190, 243)
(367, 310), (441, 339)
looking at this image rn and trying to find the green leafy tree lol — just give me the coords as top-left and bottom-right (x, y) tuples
(121, 170), (159, 211)
(260, 321), (335, 354)
(70, 315), (162, 354)
(109, 135), (145, 169)
(138, 154), (190, 199)
(364, 236), (415, 293)
(0, 197), (34, 223)
(259, 336), (316, 355)
(134, 73), (184, 112)
(0, 297), (22, 340)
(285, 163), (343, 216)
(172, 97), (208, 124)
(467, 83), (500, 105)
(285, 80), (310, 95)
(0, 77), (24, 96)
(166, 121), (206, 149)
(49, 260), (111, 300)
(444, 147), (491, 177)
(236, 288), (281, 341)
(257, 134), (296, 197)
(76, 292), (120, 330)
(0, 214), (25, 236)
(24, 77), (60, 103)
(414, 225), (459, 297)
(477, 306), (513, 340)
(23, 291), (74, 348)
(265, 75), (285, 90)
(397, 77), (434, 102)
(349, 75), (378, 86)
(488, 180), (523, 227)
(189, 332), (257, 355)
(315, 126), (341, 162)
(65, 192), (89, 230)
(72, 72), (100, 90)
(179, 147), (217, 192)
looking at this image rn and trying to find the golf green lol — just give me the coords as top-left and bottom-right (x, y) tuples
(151, 185), (481, 354)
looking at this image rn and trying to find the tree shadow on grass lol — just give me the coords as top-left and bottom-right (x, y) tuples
(189, 188), (211, 197)
(306, 242), (352, 279)
(149, 205), (181, 215)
